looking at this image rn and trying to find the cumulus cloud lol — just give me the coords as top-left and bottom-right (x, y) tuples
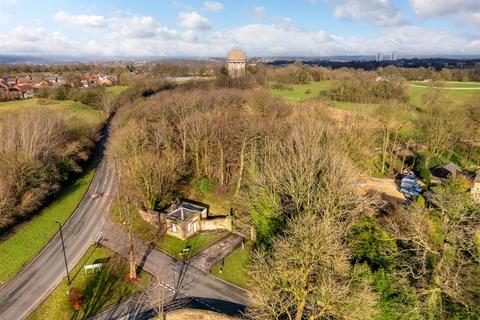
(410, 0), (479, 18)
(332, 0), (405, 27)
(2, 13), (479, 57)
(253, 6), (267, 19)
(203, 1), (224, 12)
(179, 11), (211, 30)
(54, 11), (107, 29)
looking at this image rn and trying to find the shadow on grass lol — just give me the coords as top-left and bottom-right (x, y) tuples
(75, 262), (134, 319)
(70, 246), (100, 283)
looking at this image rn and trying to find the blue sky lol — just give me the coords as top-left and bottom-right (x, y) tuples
(0, 0), (479, 57)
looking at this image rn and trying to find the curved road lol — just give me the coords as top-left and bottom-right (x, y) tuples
(0, 130), (117, 320)
(0, 122), (249, 319)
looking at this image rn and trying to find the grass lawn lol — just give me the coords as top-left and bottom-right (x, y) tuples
(0, 168), (95, 285)
(0, 98), (103, 127)
(158, 231), (226, 258)
(411, 81), (480, 88)
(110, 205), (226, 258)
(28, 245), (151, 320)
(106, 86), (129, 94)
(270, 81), (336, 101)
(408, 86), (479, 106)
(210, 243), (251, 290)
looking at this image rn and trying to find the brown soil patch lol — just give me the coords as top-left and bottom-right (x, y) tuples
(360, 177), (406, 203)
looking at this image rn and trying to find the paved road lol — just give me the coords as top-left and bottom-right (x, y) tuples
(90, 219), (248, 319)
(0, 129), (117, 320)
(0, 122), (249, 320)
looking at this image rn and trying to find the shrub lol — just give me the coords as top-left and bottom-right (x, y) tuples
(348, 218), (397, 271)
(196, 177), (215, 194)
(69, 288), (84, 311)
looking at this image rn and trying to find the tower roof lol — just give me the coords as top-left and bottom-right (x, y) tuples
(228, 49), (247, 61)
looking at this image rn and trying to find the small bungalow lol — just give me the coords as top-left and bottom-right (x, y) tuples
(431, 163), (463, 179)
(139, 199), (233, 240)
(162, 201), (208, 240)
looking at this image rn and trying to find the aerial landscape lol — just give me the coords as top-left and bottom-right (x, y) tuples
(0, 0), (480, 319)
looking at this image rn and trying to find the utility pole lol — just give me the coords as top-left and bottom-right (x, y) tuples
(56, 221), (71, 285)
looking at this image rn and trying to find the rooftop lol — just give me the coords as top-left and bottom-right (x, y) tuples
(166, 207), (198, 221)
(228, 49), (247, 61)
(163, 200), (207, 221)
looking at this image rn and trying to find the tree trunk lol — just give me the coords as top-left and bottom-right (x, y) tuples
(181, 128), (187, 162)
(295, 296), (307, 320)
(128, 230), (137, 280)
(219, 145), (225, 186)
(235, 140), (246, 196)
(381, 127), (389, 174)
(194, 151), (200, 176)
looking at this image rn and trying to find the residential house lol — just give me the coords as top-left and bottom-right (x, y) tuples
(139, 199), (233, 241)
(0, 83), (9, 101)
(32, 79), (53, 90)
(162, 201), (208, 240)
(17, 83), (35, 98)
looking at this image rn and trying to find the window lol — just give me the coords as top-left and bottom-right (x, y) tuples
(171, 223), (177, 233)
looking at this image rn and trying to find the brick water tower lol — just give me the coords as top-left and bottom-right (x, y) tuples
(227, 49), (246, 79)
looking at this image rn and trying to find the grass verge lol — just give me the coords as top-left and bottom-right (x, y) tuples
(0, 168), (95, 285)
(210, 243), (251, 290)
(28, 245), (151, 320)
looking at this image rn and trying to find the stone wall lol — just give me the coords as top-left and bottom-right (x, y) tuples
(200, 216), (232, 232)
(138, 208), (232, 234)
(138, 208), (160, 227)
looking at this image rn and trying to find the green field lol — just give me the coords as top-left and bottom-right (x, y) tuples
(106, 86), (129, 94)
(409, 85), (480, 106)
(270, 81), (335, 101)
(271, 81), (479, 109)
(0, 169), (95, 285)
(411, 81), (480, 88)
(110, 205), (225, 257)
(211, 243), (251, 289)
(28, 246), (151, 320)
(0, 98), (103, 127)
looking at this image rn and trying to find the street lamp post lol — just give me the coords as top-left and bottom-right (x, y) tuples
(56, 221), (71, 285)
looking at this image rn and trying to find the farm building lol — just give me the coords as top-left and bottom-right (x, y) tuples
(431, 163), (463, 179)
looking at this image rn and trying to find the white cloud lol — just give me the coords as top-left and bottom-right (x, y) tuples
(410, 0), (479, 18)
(1, 14), (479, 57)
(203, 1), (224, 12)
(253, 6), (267, 19)
(332, 0), (405, 27)
(410, 0), (480, 28)
(470, 12), (480, 27)
(54, 11), (107, 29)
(179, 11), (211, 30)
(306, 0), (318, 4)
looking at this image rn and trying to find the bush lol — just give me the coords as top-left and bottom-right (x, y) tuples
(196, 177), (215, 194)
(327, 76), (408, 104)
(348, 218), (397, 271)
(69, 288), (84, 311)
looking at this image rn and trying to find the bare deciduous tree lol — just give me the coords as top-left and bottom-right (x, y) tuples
(247, 213), (378, 320)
